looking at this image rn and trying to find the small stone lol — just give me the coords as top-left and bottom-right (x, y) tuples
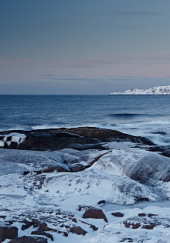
(72, 218), (77, 223)
(142, 224), (156, 230)
(98, 200), (106, 205)
(70, 226), (87, 235)
(90, 225), (98, 231)
(23, 171), (30, 175)
(138, 213), (146, 217)
(148, 213), (157, 217)
(111, 212), (124, 217)
(121, 238), (133, 242)
(123, 221), (140, 229)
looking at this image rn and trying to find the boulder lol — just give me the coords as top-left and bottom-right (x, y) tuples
(0, 127), (154, 151)
(82, 208), (108, 222)
(0, 226), (18, 242)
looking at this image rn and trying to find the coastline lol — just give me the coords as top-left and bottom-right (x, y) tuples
(0, 126), (170, 242)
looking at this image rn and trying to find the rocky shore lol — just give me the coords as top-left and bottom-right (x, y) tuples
(0, 127), (170, 242)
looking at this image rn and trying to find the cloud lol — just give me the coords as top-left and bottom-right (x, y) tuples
(45, 74), (56, 77)
(41, 55), (170, 70)
(0, 59), (34, 66)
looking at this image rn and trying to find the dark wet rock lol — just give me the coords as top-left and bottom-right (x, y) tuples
(58, 127), (154, 145)
(23, 171), (30, 176)
(148, 145), (170, 159)
(120, 238), (134, 242)
(31, 219), (49, 231)
(135, 197), (149, 202)
(0, 215), (6, 219)
(138, 213), (146, 217)
(98, 200), (106, 205)
(70, 226), (87, 235)
(80, 220), (98, 231)
(21, 220), (33, 230)
(0, 127), (154, 151)
(9, 236), (48, 243)
(63, 232), (68, 237)
(111, 212), (124, 217)
(90, 224), (98, 231)
(82, 208), (108, 222)
(142, 223), (156, 229)
(31, 230), (54, 241)
(148, 213), (158, 217)
(0, 226), (18, 242)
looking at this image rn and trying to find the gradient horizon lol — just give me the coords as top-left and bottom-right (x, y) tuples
(1, 0), (170, 94)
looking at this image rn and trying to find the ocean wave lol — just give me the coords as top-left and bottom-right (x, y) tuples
(108, 113), (157, 119)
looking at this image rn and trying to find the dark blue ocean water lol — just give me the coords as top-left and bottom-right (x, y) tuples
(0, 95), (170, 145)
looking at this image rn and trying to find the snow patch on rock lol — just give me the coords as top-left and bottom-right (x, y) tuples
(0, 133), (26, 148)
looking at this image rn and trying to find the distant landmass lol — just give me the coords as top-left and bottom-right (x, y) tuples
(110, 85), (170, 95)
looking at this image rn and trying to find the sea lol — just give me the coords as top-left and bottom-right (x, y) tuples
(0, 95), (170, 146)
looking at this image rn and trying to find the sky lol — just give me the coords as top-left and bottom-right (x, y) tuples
(1, 0), (170, 94)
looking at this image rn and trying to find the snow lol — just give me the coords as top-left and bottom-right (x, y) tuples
(110, 85), (170, 95)
(0, 133), (26, 148)
(0, 141), (4, 147)
(0, 141), (170, 242)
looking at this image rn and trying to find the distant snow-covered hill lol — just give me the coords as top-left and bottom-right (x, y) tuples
(110, 85), (170, 95)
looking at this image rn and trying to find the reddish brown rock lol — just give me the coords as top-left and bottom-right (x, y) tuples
(83, 208), (108, 222)
(111, 212), (124, 217)
(72, 218), (77, 223)
(0, 226), (18, 242)
(142, 224), (156, 230)
(70, 226), (87, 235)
(9, 236), (48, 243)
(70, 164), (85, 172)
(31, 219), (50, 231)
(123, 221), (140, 229)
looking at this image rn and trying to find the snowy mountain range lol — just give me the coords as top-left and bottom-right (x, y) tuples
(110, 85), (170, 95)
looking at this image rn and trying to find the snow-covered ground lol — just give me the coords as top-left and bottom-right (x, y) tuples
(110, 85), (170, 95)
(0, 139), (170, 242)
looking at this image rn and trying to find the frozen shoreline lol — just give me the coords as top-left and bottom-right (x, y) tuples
(0, 127), (170, 242)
